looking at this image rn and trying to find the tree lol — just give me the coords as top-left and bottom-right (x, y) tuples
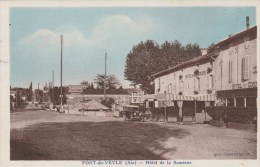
(124, 40), (160, 93)
(28, 82), (33, 101)
(124, 40), (201, 94)
(94, 74), (120, 89)
(80, 80), (90, 87)
(101, 97), (115, 108)
(50, 86), (67, 105)
(207, 43), (218, 53)
(90, 83), (95, 89)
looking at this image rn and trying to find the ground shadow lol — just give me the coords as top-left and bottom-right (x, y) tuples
(11, 121), (190, 160)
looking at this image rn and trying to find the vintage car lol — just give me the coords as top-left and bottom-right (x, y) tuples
(124, 105), (151, 122)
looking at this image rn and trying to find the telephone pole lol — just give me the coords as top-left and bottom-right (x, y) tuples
(52, 70), (54, 104)
(104, 52), (107, 99)
(60, 35), (63, 112)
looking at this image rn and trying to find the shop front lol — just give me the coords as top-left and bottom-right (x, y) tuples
(142, 93), (216, 123)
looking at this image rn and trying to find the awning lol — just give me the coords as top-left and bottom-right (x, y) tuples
(194, 94), (216, 101)
(142, 93), (216, 102)
(166, 94), (195, 101)
(141, 94), (157, 102)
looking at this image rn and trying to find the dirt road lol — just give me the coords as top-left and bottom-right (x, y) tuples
(11, 110), (257, 160)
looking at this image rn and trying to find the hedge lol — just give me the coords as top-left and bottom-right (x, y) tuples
(206, 106), (257, 124)
(150, 106), (193, 117)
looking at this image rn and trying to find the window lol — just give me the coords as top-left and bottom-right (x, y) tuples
(227, 98), (234, 107)
(208, 75), (214, 89)
(246, 97), (256, 107)
(236, 97), (244, 107)
(242, 55), (250, 81)
(159, 78), (161, 90)
(194, 78), (199, 90)
(228, 59), (233, 83)
(198, 78), (200, 90)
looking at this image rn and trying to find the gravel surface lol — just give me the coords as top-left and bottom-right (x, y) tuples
(11, 110), (257, 160)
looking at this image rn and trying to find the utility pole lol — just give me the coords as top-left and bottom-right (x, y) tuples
(60, 35), (63, 113)
(104, 52), (107, 99)
(52, 70), (54, 104)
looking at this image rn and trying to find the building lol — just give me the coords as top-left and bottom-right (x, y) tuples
(144, 20), (257, 123)
(213, 25), (257, 107)
(128, 87), (145, 105)
(67, 85), (130, 107)
(149, 50), (218, 122)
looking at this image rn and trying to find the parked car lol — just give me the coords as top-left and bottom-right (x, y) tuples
(124, 105), (151, 122)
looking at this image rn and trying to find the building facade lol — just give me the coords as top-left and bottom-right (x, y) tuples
(145, 24), (257, 123)
(214, 26), (257, 107)
(128, 88), (145, 105)
(67, 85), (130, 107)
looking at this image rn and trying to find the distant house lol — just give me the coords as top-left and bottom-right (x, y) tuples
(64, 100), (110, 116)
(67, 85), (130, 107)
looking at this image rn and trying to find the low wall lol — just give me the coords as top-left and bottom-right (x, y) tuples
(227, 122), (257, 131)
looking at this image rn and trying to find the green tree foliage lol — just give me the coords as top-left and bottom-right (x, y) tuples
(124, 40), (202, 93)
(35, 89), (43, 103)
(101, 97), (115, 108)
(49, 86), (67, 105)
(90, 83), (95, 89)
(207, 43), (219, 54)
(94, 74), (120, 89)
(28, 82), (33, 101)
(11, 87), (31, 108)
(80, 80), (90, 87)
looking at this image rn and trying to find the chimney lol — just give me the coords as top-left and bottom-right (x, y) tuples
(246, 16), (249, 29)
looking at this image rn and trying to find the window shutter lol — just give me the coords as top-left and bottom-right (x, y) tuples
(229, 60), (232, 83)
(211, 75), (214, 90)
(245, 55), (249, 79)
(242, 57), (245, 80)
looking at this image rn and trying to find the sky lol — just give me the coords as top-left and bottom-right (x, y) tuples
(10, 7), (256, 89)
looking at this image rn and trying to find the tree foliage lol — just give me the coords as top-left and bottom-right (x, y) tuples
(94, 74), (120, 89)
(101, 97), (115, 109)
(28, 82), (33, 101)
(80, 81), (95, 89)
(124, 40), (201, 93)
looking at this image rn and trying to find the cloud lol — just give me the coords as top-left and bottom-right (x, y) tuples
(92, 14), (155, 44)
(17, 14), (156, 55)
(12, 14), (156, 87)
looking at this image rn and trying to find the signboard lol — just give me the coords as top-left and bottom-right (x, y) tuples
(248, 81), (257, 88)
(155, 93), (166, 100)
(68, 85), (86, 93)
(185, 70), (207, 79)
(232, 81), (257, 89)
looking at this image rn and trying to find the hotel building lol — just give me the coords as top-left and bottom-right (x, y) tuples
(144, 22), (257, 123)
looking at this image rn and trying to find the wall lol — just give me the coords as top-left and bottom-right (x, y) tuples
(67, 94), (130, 106)
(154, 60), (215, 96)
(215, 38), (257, 91)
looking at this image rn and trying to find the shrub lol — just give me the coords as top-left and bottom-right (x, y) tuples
(194, 69), (199, 76)
(193, 90), (199, 95)
(207, 89), (212, 94)
(225, 107), (257, 124)
(206, 106), (224, 120)
(179, 75), (183, 80)
(206, 106), (257, 124)
(207, 67), (212, 73)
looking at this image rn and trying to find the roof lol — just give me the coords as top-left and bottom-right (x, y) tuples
(83, 89), (129, 95)
(152, 51), (218, 78)
(215, 26), (257, 47)
(71, 100), (109, 110)
(152, 25), (257, 79)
